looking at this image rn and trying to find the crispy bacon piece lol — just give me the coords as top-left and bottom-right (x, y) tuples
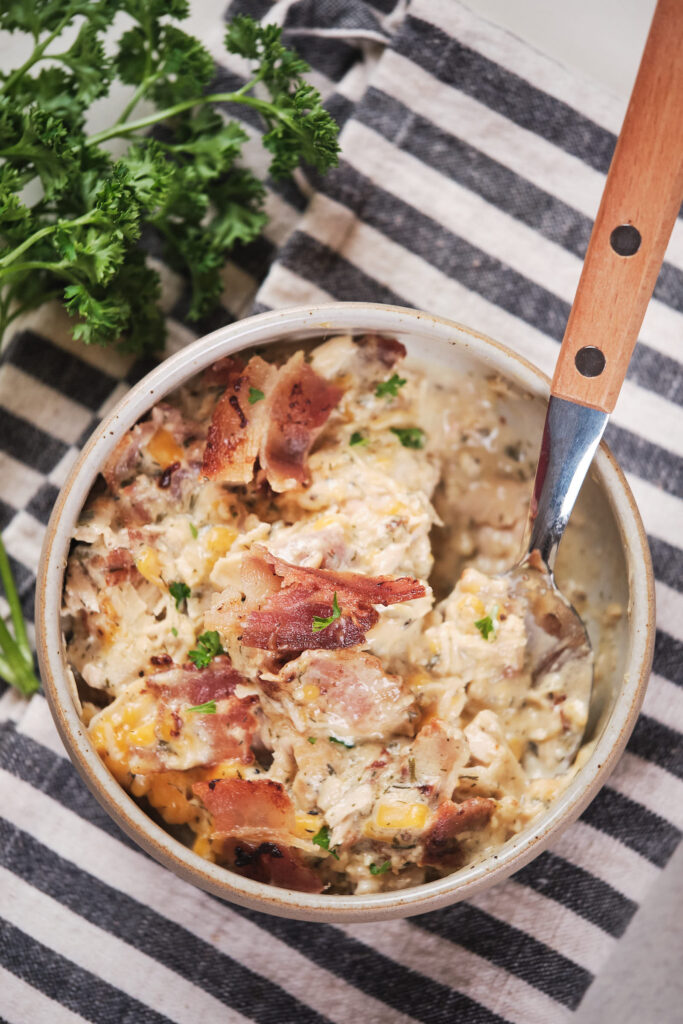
(193, 777), (296, 833)
(193, 778), (323, 892)
(276, 650), (417, 740)
(361, 334), (407, 368)
(237, 546), (425, 652)
(260, 352), (343, 492)
(102, 421), (156, 490)
(202, 355), (277, 483)
(133, 657), (258, 770)
(219, 838), (323, 893)
(421, 798), (495, 869)
(103, 548), (139, 586)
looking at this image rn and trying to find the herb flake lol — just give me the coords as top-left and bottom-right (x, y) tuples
(329, 736), (354, 749)
(369, 860), (391, 876)
(312, 592), (341, 633)
(375, 373), (406, 398)
(187, 700), (217, 714)
(312, 824), (339, 859)
(474, 615), (495, 640)
(391, 426), (425, 449)
(188, 630), (225, 668)
(349, 431), (368, 447)
(248, 387), (265, 404)
(169, 581), (191, 610)
(189, 522), (198, 539)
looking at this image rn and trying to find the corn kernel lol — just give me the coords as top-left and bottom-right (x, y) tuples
(206, 526), (237, 556)
(136, 547), (164, 587)
(204, 760), (241, 781)
(147, 773), (195, 824)
(295, 813), (321, 837)
(301, 683), (320, 703)
(458, 595), (485, 617)
(193, 834), (214, 859)
(128, 720), (157, 748)
(146, 428), (184, 468)
(375, 801), (428, 830)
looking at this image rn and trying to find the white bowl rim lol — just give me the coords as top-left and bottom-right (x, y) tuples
(36, 302), (655, 922)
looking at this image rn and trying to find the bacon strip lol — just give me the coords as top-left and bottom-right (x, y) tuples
(260, 352), (343, 492)
(421, 798), (495, 869)
(237, 546), (425, 652)
(193, 777), (296, 833)
(130, 657), (258, 771)
(360, 334), (407, 368)
(193, 778), (323, 892)
(202, 355), (277, 484)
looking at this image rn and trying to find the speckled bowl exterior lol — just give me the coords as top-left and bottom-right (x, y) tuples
(35, 303), (655, 922)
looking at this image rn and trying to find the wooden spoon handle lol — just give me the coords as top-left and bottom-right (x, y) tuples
(551, 0), (683, 414)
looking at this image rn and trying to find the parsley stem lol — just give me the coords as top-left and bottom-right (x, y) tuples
(0, 214), (96, 269)
(0, 12), (75, 94)
(0, 261), (79, 283)
(87, 91), (303, 148)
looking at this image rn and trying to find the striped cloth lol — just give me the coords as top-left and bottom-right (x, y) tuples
(1, 1), (681, 1021)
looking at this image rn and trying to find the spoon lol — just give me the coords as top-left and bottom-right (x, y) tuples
(505, 0), (683, 776)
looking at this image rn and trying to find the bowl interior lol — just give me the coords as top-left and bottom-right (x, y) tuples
(37, 304), (650, 922)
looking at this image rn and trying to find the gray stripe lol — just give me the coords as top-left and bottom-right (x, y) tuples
(357, 86), (683, 315)
(515, 851), (637, 937)
(411, 902), (592, 1010)
(0, 918), (173, 1024)
(0, 818), (330, 1024)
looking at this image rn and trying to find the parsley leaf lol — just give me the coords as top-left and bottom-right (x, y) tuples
(312, 824), (339, 859)
(474, 615), (495, 640)
(188, 630), (225, 668)
(312, 592), (341, 633)
(248, 387), (265, 404)
(390, 427), (425, 449)
(189, 522), (198, 539)
(375, 373), (406, 398)
(307, 736), (317, 745)
(369, 860), (391, 875)
(329, 736), (354, 749)
(169, 581), (191, 609)
(187, 700), (217, 714)
(0, 10), (339, 351)
(349, 431), (368, 447)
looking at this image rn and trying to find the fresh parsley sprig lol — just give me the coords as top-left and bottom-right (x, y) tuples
(188, 630), (225, 668)
(0, 8), (340, 351)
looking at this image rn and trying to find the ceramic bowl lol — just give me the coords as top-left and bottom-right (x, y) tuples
(36, 302), (654, 922)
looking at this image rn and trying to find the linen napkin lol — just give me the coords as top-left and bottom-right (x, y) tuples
(1, 2), (681, 1021)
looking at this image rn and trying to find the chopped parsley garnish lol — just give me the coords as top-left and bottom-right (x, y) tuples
(189, 522), (198, 539)
(248, 387), (265, 404)
(187, 700), (217, 714)
(474, 613), (496, 640)
(169, 581), (191, 610)
(329, 736), (354, 749)
(312, 592), (341, 633)
(308, 736), (317, 744)
(369, 860), (391, 875)
(171, 627), (178, 637)
(391, 426), (425, 449)
(188, 630), (225, 668)
(375, 373), (406, 398)
(349, 431), (368, 447)
(312, 824), (339, 859)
